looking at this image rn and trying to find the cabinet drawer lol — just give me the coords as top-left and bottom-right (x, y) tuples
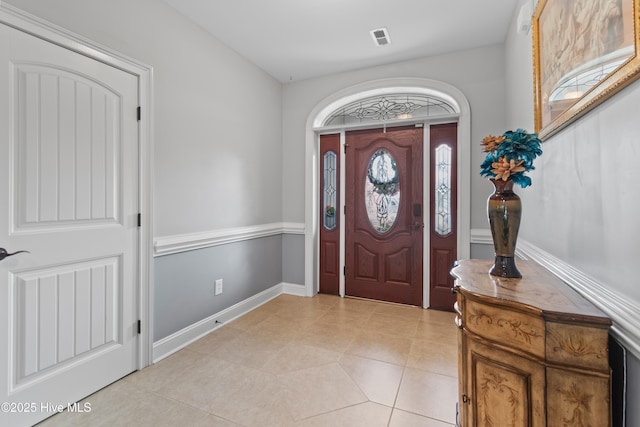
(463, 299), (545, 358)
(546, 322), (610, 371)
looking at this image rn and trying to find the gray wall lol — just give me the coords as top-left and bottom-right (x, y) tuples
(505, 1), (640, 424)
(154, 236), (282, 340)
(470, 243), (494, 260)
(5, 0), (286, 342)
(282, 234), (305, 285)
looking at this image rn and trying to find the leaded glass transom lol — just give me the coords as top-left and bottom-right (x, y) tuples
(323, 151), (337, 230)
(325, 94), (456, 126)
(365, 149), (400, 233)
(435, 144), (452, 235)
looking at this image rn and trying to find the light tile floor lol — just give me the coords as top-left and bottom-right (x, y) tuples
(38, 294), (459, 426)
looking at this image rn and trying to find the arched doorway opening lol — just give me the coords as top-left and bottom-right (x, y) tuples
(303, 78), (471, 308)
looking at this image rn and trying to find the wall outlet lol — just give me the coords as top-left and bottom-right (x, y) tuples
(214, 279), (223, 296)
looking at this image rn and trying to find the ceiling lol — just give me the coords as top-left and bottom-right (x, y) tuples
(164, 0), (520, 83)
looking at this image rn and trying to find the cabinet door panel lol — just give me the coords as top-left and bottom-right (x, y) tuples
(547, 367), (611, 427)
(466, 338), (545, 426)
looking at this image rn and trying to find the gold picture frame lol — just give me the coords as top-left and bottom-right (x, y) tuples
(533, 0), (640, 139)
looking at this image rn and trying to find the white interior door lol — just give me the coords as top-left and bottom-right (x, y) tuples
(0, 23), (139, 427)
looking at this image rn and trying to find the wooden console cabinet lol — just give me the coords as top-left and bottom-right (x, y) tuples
(451, 259), (611, 426)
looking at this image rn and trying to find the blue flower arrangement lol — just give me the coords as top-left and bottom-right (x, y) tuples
(480, 129), (543, 188)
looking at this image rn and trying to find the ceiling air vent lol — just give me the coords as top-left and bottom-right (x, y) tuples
(370, 27), (391, 46)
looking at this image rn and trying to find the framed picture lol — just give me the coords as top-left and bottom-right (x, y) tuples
(533, 0), (640, 139)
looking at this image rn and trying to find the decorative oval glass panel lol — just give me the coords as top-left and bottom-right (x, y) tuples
(435, 144), (452, 235)
(365, 149), (400, 233)
(323, 151), (337, 230)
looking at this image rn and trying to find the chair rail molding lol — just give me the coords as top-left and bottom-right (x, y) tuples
(470, 228), (493, 245)
(154, 222), (305, 257)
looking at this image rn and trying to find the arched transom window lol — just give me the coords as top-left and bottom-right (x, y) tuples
(324, 93), (457, 127)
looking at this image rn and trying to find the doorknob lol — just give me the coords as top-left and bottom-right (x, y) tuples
(0, 248), (30, 261)
(411, 222), (424, 230)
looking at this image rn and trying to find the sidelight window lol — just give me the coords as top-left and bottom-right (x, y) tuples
(323, 151), (338, 230)
(434, 144), (452, 235)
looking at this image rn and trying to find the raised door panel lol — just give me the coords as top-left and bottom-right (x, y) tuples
(12, 257), (121, 385)
(16, 65), (121, 229)
(354, 243), (379, 281)
(384, 247), (410, 284)
(321, 241), (339, 276)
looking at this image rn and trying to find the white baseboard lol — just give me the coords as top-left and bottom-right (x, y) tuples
(516, 239), (640, 359)
(282, 282), (307, 297)
(152, 281), (308, 363)
(152, 283), (282, 362)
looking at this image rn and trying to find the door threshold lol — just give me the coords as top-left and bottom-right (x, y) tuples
(342, 295), (422, 309)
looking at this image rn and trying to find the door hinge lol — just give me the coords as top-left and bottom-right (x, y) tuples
(137, 106), (141, 121)
(137, 320), (141, 334)
(343, 205), (346, 215)
(343, 143), (349, 153)
(343, 266), (346, 276)
(137, 213), (141, 227)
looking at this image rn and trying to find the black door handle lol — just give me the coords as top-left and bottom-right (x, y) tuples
(0, 248), (30, 261)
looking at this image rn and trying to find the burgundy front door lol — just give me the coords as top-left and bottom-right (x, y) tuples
(345, 126), (423, 306)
